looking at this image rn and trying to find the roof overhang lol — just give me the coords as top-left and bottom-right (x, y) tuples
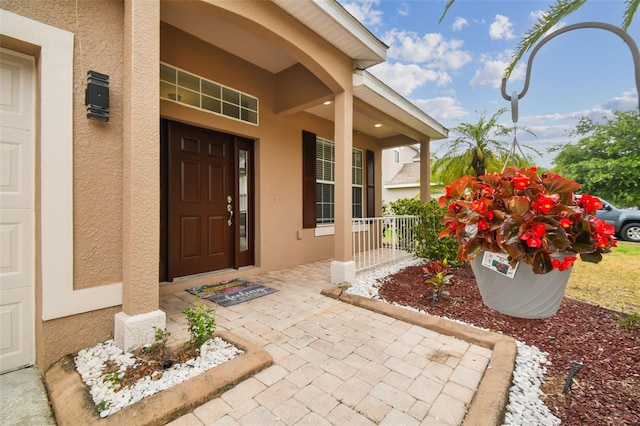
(353, 70), (449, 141)
(273, 0), (387, 69)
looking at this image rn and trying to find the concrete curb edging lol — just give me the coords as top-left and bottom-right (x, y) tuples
(45, 331), (273, 426)
(321, 286), (517, 426)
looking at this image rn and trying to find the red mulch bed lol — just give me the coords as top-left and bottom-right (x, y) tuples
(378, 264), (639, 425)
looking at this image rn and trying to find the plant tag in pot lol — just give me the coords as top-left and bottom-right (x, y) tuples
(480, 251), (519, 278)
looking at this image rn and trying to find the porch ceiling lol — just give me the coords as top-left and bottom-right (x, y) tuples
(161, 1), (298, 74)
(160, 0), (448, 145)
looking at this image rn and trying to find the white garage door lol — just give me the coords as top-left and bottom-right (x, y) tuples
(0, 49), (35, 373)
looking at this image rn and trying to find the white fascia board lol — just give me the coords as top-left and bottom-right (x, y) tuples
(311, 0), (388, 60)
(353, 70), (449, 140)
(273, 0), (387, 68)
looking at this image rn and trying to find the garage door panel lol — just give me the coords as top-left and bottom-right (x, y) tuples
(0, 212), (32, 289)
(0, 287), (32, 372)
(0, 58), (33, 130)
(0, 49), (34, 372)
(0, 127), (32, 208)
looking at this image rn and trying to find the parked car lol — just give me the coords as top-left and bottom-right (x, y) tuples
(591, 197), (640, 242)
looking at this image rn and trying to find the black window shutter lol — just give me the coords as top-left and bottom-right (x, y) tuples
(302, 131), (317, 228)
(366, 150), (375, 217)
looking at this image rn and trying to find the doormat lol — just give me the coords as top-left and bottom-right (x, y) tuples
(186, 279), (278, 307)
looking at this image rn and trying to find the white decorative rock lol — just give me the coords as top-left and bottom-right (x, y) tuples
(74, 337), (244, 417)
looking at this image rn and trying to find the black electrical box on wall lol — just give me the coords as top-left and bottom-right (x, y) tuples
(85, 70), (109, 121)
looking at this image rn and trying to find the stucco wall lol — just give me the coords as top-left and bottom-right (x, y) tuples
(0, 0), (125, 370)
(160, 23), (380, 274)
(73, 4), (124, 291)
(1, 0), (386, 370)
(1, 0), (125, 290)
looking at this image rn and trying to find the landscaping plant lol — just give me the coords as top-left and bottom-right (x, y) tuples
(183, 298), (217, 346)
(386, 197), (459, 263)
(438, 166), (617, 274)
(423, 259), (454, 306)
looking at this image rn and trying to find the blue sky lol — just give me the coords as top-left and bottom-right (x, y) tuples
(339, 0), (639, 168)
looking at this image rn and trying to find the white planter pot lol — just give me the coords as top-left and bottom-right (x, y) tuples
(470, 251), (572, 319)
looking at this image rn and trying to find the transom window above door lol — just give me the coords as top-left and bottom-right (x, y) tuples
(160, 62), (259, 125)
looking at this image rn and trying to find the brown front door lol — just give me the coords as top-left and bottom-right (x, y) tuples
(165, 121), (253, 280)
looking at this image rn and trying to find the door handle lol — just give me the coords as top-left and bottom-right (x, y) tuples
(227, 203), (233, 226)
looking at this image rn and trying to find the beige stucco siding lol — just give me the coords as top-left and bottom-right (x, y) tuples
(160, 23), (378, 272)
(1, 0), (126, 369)
(0, 1), (125, 290)
(1, 0), (388, 370)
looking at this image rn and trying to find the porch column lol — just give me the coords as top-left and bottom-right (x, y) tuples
(419, 140), (431, 202)
(330, 90), (356, 284)
(115, 0), (165, 351)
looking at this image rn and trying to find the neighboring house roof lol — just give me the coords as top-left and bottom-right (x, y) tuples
(385, 162), (420, 188)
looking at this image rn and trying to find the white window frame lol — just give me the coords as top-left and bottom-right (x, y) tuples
(314, 137), (363, 234)
(352, 148), (363, 220)
(160, 62), (259, 125)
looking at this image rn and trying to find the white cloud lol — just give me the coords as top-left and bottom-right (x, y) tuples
(523, 124), (575, 138)
(522, 90), (638, 125)
(469, 51), (526, 88)
(510, 89), (639, 167)
(382, 29), (472, 70)
(452, 17), (468, 32)
(369, 62), (449, 96)
(601, 89), (639, 112)
(340, 0), (383, 27)
(489, 14), (516, 40)
(414, 97), (468, 121)
(522, 111), (590, 123)
(397, 1), (410, 17)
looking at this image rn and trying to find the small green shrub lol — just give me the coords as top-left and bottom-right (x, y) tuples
(95, 401), (109, 413)
(386, 197), (459, 263)
(103, 372), (120, 386)
(182, 299), (217, 346)
(617, 312), (640, 329)
(143, 327), (171, 353)
(423, 259), (454, 306)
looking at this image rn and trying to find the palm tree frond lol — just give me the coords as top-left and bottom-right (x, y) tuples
(440, 1), (638, 78)
(623, 0), (639, 28)
(505, 0), (587, 79)
(438, 0), (457, 24)
(432, 109), (540, 181)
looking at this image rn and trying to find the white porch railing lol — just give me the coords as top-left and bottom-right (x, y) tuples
(352, 215), (420, 272)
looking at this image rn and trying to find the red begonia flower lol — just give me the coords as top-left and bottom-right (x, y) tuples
(512, 174), (531, 191)
(533, 194), (555, 214)
(559, 217), (572, 229)
(471, 200), (487, 215)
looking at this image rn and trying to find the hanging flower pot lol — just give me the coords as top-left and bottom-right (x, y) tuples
(470, 251), (572, 319)
(437, 166), (617, 318)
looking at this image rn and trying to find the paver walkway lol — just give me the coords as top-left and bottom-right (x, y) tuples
(161, 261), (493, 425)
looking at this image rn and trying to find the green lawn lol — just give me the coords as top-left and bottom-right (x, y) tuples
(566, 241), (640, 314)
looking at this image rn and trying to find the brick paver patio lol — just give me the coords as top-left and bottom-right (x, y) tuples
(161, 261), (494, 425)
